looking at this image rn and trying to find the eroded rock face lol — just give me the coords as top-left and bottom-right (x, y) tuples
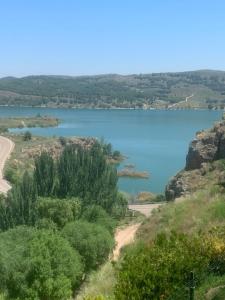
(186, 121), (225, 170)
(165, 119), (225, 200)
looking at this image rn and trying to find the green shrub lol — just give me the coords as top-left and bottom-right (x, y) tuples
(0, 226), (83, 300)
(36, 197), (81, 228)
(115, 232), (212, 300)
(62, 221), (114, 271)
(82, 205), (116, 234)
(23, 131), (32, 141)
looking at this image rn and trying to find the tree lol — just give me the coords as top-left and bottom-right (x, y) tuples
(34, 152), (57, 197)
(0, 227), (84, 300)
(36, 197), (81, 228)
(3, 171), (38, 229)
(23, 131), (32, 141)
(57, 143), (118, 212)
(81, 205), (116, 234)
(62, 221), (114, 271)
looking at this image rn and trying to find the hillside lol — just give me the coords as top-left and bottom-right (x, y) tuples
(1, 70), (225, 108)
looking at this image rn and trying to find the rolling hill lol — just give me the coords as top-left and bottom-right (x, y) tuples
(1, 70), (225, 108)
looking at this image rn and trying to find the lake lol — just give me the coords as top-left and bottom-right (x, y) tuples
(0, 107), (222, 195)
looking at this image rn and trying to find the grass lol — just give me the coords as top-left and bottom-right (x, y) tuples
(75, 262), (115, 300)
(137, 186), (225, 243)
(196, 274), (225, 300)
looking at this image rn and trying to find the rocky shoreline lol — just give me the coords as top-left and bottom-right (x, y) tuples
(165, 117), (225, 200)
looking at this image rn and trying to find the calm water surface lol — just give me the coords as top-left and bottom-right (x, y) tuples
(1, 107), (222, 194)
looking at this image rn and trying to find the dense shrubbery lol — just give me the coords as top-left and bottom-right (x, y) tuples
(0, 141), (125, 299)
(0, 227), (83, 300)
(36, 197), (81, 228)
(115, 229), (225, 300)
(81, 205), (116, 234)
(62, 221), (114, 271)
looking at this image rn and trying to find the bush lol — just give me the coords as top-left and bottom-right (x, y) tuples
(81, 205), (116, 234)
(0, 226), (84, 300)
(59, 136), (67, 146)
(115, 232), (212, 300)
(62, 221), (114, 271)
(23, 131), (32, 141)
(36, 197), (81, 228)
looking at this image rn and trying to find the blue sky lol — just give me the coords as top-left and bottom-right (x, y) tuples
(1, 0), (225, 77)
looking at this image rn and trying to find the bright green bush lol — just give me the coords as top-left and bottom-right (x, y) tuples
(0, 226), (84, 300)
(62, 221), (114, 271)
(36, 197), (81, 228)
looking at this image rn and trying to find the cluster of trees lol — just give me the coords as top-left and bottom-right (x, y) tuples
(115, 229), (225, 299)
(0, 141), (127, 299)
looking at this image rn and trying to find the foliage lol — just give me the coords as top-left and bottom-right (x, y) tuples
(76, 262), (116, 300)
(23, 130), (32, 141)
(0, 141), (125, 233)
(34, 152), (57, 197)
(115, 229), (225, 300)
(81, 205), (116, 234)
(57, 143), (118, 212)
(4, 166), (20, 184)
(36, 197), (81, 228)
(1, 70), (225, 108)
(0, 226), (84, 300)
(62, 221), (114, 271)
(58, 136), (67, 146)
(110, 193), (127, 219)
(0, 171), (37, 230)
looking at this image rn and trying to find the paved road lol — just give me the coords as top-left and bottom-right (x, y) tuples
(0, 136), (14, 194)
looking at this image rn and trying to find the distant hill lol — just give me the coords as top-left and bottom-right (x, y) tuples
(1, 70), (225, 108)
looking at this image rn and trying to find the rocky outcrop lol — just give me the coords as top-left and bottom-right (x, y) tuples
(186, 121), (225, 170)
(166, 119), (225, 200)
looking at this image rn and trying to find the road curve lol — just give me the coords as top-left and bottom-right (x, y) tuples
(0, 136), (14, 194)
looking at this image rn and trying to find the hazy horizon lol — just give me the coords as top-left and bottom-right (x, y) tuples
(1, 69), (225, 80)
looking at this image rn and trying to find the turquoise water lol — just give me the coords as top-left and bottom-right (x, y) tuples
(0, 107), (222, 194)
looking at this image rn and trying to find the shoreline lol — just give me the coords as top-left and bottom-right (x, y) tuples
(0, 104), (223, 111)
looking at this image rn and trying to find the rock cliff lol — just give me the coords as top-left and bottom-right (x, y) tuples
(165, 118), (225, 200)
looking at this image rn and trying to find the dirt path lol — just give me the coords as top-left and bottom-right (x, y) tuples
(0, 136), (14, 194)
(113, 223), (141, 260)
(113, 203), (162, 260)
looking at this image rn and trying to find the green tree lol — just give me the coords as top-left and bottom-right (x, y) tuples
(34, 152), (57, 197)
(36, 197), (81, 228)
(81, 205), (116, 234)
(2, 171), (38, 229)
(57, 143), (118, 212)
(62, 220), (114, 271)
(23, 131), (32, 141)
(0, 227), (84, 300)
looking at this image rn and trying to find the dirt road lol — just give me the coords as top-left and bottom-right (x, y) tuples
(113, 223), (141, 260)
(113, 203), (162, 260)
(0, 136), (14, 194)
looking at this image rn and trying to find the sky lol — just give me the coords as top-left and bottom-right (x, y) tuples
(1, 0), (225, 77)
